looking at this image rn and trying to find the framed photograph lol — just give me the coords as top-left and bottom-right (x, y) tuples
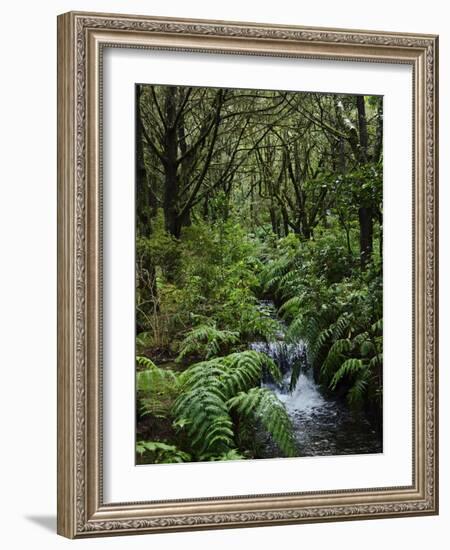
(57, 11), (439, 538)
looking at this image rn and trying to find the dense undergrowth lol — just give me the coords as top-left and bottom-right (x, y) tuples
(136, 215), (382, 464)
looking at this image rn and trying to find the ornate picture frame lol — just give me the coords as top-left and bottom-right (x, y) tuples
(57, 11), (438, 538)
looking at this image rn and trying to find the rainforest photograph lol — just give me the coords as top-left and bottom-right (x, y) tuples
(135, 83), (383, 465)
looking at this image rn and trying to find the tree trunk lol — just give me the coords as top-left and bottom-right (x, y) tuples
(281, 209), (289, 237)
(356, 95), (373, 269)
(162, 87), (181, 238)
(136, 85), (151, 234)
(135, 85), (158, 314)
(358, 206), (373, 270)
(269, 206), (280, 236)
(356, 95), (368, 162)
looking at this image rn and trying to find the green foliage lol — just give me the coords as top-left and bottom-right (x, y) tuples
(260, 223), (382, 410)
(172, 351), (293, 458)
(284, 276), (382, 407)
(136, 441), (191, 463)
(137, 217), (280, 355)
(228, 388), (297, 457)
(319, 313), (382, 406)
(134, 86), (384, 463)
(177, 324), (240, 361)
(136, 351), (293, 462)
(136, 331), (153, 354)
(204, 449), (246, 461)
(177, 219), (279, 341)
(136, 356), (179, 419)
(173, 386), (235, 456)
(136, 211), (181, 277)
(136, 355), (159, 371)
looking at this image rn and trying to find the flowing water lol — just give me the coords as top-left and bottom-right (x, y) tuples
(251, 302), (382, 458)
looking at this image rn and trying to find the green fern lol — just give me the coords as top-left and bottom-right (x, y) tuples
(136, 355), (158, 371)
(200, 449), (246, 461)
(136, 331), (153, 353)
(320, 338), (352, 378)
(278, 295), (303, 319)
(262, 256), (294, 294)
(136, 356), (178, 393)
(329, 358), (365, 390)
(177, 324), (239, 361)
(287, 301), (382, 407)
(179, 351), (281, 398)
(222, 351), (282, 397)
(136, 440), (191, 463)
(136, 356), (179, 418)
(347, 372), (369, 405)
(173, 351), (287, 457)
(173, 386), (235, 455)
(228, 388), (297, 457)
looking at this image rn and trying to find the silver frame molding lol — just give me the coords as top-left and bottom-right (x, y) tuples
(57, 11), (439, 538)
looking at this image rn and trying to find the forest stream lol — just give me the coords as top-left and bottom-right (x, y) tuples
(251, 301), (382, 458)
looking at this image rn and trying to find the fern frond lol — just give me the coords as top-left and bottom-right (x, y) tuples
(347, 374), (369, 405)
(136, 356), (180, 418)
(329, 358), (365, 390)
(352, 331), (369, 346)
(278, 296), (302, 319)
(199, 448), (246, 461)
(331, 313), (352, 341)
(136, 440), (191, 463)
(173, 351), (283, 457)
(359, 340), (375, 357)
(173, 386), (234, 454)
(321, 338), (352, 378)
(177, 324), (239, 362)
(228, 388), (297, 457)
(262, 256), (293, 293)
(222, 351), (281, 397)
(178, 359), (227, 394)
(276, 271), (302, 300)
(136, 359), (177, 392)
(371, 318), (383, 334)
(369, 353), (383, 368)
(136, 355), (158, 370)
